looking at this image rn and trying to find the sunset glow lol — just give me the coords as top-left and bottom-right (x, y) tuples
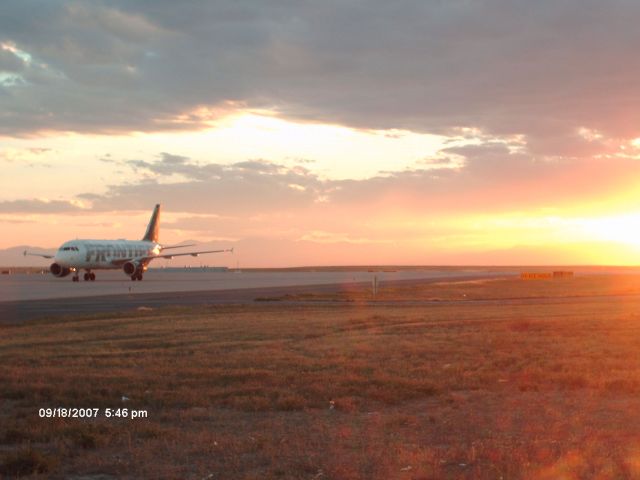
(3, 2), (640, 266)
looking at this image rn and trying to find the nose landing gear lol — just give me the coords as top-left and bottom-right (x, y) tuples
(130, 272), (143, 281)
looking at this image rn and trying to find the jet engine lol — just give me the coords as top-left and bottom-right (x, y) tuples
(123, 261), (139, 276)
(50, 263), (70, 278)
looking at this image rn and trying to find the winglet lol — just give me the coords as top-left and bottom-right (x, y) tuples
(142, 204), (161, 242)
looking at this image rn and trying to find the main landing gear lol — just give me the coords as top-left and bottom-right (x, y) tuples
(130, 272), (143, 281)
(73, 271), (95, 282)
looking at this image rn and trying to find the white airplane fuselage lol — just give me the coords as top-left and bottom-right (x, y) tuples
(54, 240), (160, 270)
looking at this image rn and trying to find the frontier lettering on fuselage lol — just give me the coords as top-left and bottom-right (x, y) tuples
(83, 243), (155, 263)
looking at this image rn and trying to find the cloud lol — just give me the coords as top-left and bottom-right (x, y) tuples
(2, 1), (640, 156)
(0, 199), (84, 213)
(56, 142), (638, 222)
(3, 134), (639, 220)
(125, 152), (222, 179)
(78, 154), (323, 213)
(0, 147), (53, 170)
(0, 45), (26, 72)
(4, 143), (640, 264)
(328, 146), (640, 218)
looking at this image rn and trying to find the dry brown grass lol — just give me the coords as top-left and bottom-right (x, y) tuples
(257, 273), (640, 303)
(2, 275), (640, 478)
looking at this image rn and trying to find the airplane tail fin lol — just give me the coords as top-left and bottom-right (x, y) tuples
(142, 204), (161, 242)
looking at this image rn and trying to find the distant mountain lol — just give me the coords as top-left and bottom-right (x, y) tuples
(0, 245), (57, 268)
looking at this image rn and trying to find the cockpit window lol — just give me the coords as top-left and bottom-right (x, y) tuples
(60, 246), (79, 251)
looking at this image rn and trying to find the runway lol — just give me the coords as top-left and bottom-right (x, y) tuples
(0, 269), (512, 323)
(4, 273), (640, 325)
(0, 268), (502, 302)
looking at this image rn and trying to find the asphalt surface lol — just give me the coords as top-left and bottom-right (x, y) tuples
(0, 275), (510, 324)
(0, 269), (500, 302)
(4, 273), (640, 325)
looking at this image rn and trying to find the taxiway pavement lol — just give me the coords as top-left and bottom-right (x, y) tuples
(0, 273), (509, 324)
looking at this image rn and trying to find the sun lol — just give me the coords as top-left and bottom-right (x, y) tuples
(578, 213), (640, 246)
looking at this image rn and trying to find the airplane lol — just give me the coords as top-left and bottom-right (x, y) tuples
(23, 204), (232, 282)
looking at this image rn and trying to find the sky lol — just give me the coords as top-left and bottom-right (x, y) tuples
(3, 0), (640, 266)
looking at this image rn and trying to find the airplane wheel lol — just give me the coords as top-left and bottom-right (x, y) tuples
(84, 273), (89, 281)
(136, 273), (143, 281)
(72, 276), (79, 282)
(90, 273), (96, 281)
(131, 276), (137, 281)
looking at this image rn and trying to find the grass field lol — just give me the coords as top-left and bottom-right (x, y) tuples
(3, 275), (640, 479)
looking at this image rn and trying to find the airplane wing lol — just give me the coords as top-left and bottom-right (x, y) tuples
(159, 243), (196, 251)
(23, 250), (55, 259)
(110, 248), (233, 266)
(150, 248), (233, 260)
